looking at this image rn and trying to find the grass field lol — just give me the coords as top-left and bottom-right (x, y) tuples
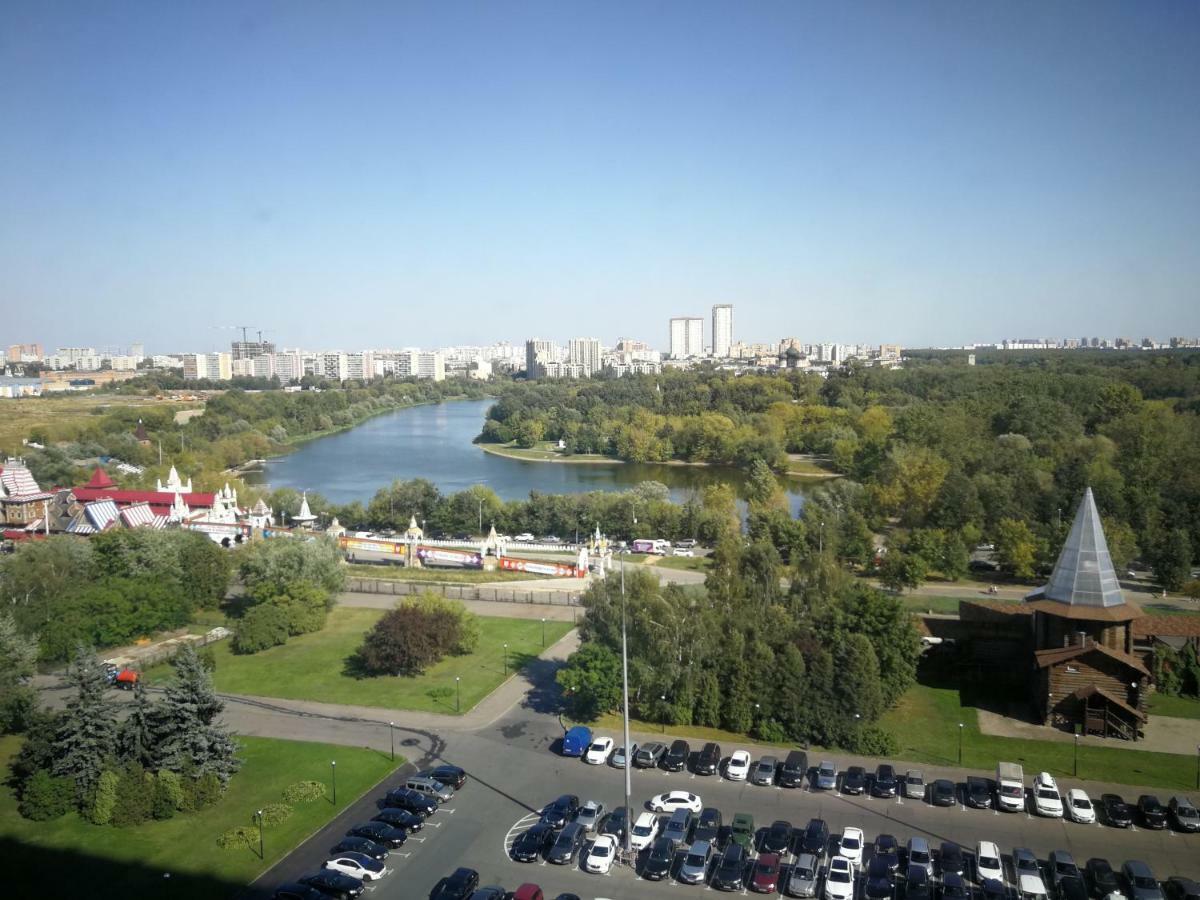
(1147, 692), (1200, 720)
(784, 454), (840, 478)
(648, 555), (712, 572)
(344, 564), (542, 584)
(0, 394), (173, 455)
(0, 734), (399, 900)
(146, 608), (573, 713)
(479, 441), (619, 464)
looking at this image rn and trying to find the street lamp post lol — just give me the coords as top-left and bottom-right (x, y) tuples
(503, 642), (509, 676)
(331, 760), (337, 805)
(456, 675), (461, 713)
(541, 616), (546, 648)
(661, 694), (668, 734)
(1073, 733), (1079, 777)
(255, 808), (264, 860)
(957, 723), (964, 766)
(388, 722), (395, 762)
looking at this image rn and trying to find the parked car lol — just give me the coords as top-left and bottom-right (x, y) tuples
(1018, 871), (1050, 900)
(561, 725), (593, 757)
(383, 787), (437, 817)
(800, 818), (830, 859)
(1122, 861), (1165, 900)
(575, 800), (605, 833)
(904, 769), (926, 800)
(1067, 789), (1097, 824)
(787, 852), (821, 898)
(976, 841), (1004, 885)
(1101, 793), (1134, 828)
(905, 866), (933, 900)
(610, 743), (636, 768)
(1049, 851), (1082, 892)
(1033, 772), (1064, 818)
(939, 842), (966, 878)
(874, 834), (900, 873)
(680, 839), (714, 884)
(730, 812), (756, 850)
(1138, 795), (1168, 829)
(468, 889), (506, 900)
(1165, 879), (1200, 900)
(865, 857), (895, 900)
(540, 794), (580, 829)
(696, 742), (722, 775)
(428, 867), (479, 900)
(825, 857), (856, 900)
(815, 760), (838, 790)
(942, 872), (972, 900)
(273, 884), (326, 900)
(404, 775), (454, 804)
(726, 749), (752, 781)
(1013, 849), (1040, 882)
(331, 837), (388, 862)
(673, 547), (695, 557)
(634, 741), (667, 768)
(585, 737), (614, 765)
(512, 823), (555, 862)
(599, 807), (627, 840)
(643, 835), (678, 880)
(842, 766), (867, 795)
(514, 533), (535, 542)
(662, 807), (696, 845)
(650, 790), (703, 814)
(1084, 858), (1124, 900)
(419, 765), (467, 790)
(753, 756), (778, 786)
(980, 880), (1008, 900)
(372, 808), (424, 831)
(930, 779), (957, 807)
(752, 852), (783, 894)
(300, 870), (366, 899)
(713, 843), (749, 891)
(347, 822), (407, 848)
(547, 823), (586, 865)
(838, 826), (864, 867)
(695, 806), (723, 843)
(779, 749), (809, 787)
(663, 739), (691, 771)
(324, 852), (387, 882)
(872, 764), (898, 798)
(1168, 796), (1200, 833)
(907, 837), (934, 879)
(584, 833), (619, 874)
(630, 811), (659, 851)
(966, 776), (992, 809)
(761, 818), (792, 854)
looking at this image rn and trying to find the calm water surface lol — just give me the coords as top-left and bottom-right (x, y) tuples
(248, 399), (809, 514)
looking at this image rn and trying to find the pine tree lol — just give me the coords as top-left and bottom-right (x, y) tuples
(52, 646), (118, 800)
(117, 679), (158, 768)
(155, 645), (241, 784)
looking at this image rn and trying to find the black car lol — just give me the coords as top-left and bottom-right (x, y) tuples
(966, 776), (992, 809)
(800, 818), (830, 858)
(1059, 879), (1090, 900)
(600, 806), (627, 840)
(331, 837), (389, 862)
(634, 742), (668, 768)
(930, 779), (957, 807)
(274, 885), (327, 900)
(468, 889), (506, 900)
(1101, 793), (1133, 828)
(939, 842), (966, 878)
(1138, 794), (1168, 829)
(372, 807), (424, 831)
(300, 870), (365, 899)
(1050, 852), (1082, 891)
(421, 764), (467, 790)
(980, 880), (1006, 900)
(695, 807), (723, 843)
(664, 739), (691, 771)
(906, 865), (933, 900)
(874, 833), (900, 873)
(1166, 878), (1200, 900)
(643, 835), (677, 880)
(865, 857), (895, 900)
(762, 819), (793, 854)
(511, 822), (555, 862)
(540, 794), (581, 829)
(778, 749), (809, 787)
(384, 788), (437, 817)
(941, 873), (970, 900)
(872, 764), (898, 798)
(1085, 858), (1121, 899)
(548, 822), (586, 865)
(712, 842), (748, 891)
(428, 867), (479, 900)
(347, 822), (407, 848)
(696, 742), (722, 775)
(843, 766), (867, 794)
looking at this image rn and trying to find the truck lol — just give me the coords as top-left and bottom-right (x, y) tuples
(631, 539), (671, 555)
(996, 762), (1025, 812)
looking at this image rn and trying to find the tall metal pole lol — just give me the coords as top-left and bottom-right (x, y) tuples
(389, 722), (395, 762)
(331, 760), (337, 804)
(256, 808), (264, 860)
(621, 555), (633, 863)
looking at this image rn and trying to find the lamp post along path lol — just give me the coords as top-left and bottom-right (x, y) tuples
(620, 555), (633, 863)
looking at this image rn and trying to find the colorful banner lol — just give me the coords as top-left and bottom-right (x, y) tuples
(499, 557), (585, 578)
(339, 536), (404, 554)
(417, 546), (483, 568)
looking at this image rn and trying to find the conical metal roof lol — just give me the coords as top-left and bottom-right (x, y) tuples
(1030, 487), (1125, 608)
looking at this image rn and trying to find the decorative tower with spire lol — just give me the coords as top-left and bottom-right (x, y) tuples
(291, 491), (317, 528)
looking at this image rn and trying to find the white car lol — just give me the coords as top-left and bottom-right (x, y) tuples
(325, 853), (388, 881)
(630, 811), (660, 851)
(673, 547), (695, 557)
(825, 856), (856, 900)
(837, 826), (864, 867)
(1066, 788), (1096, 824)
(649, 790), (703, 814)
(585, 833), (619, 874)
(1032, 772), (1064, 818)
(585, 736), (614, 765)
(726, 750), (752, 781)
(976, 841), (1004, 884)
(514, 532), (535, 542)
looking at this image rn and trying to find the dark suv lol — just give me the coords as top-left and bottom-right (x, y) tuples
(871, 764), (898, 798)
(712, 842), (748, 891)
(547, 822), (586, 865)
(696, 742), (722, 775)
(799, 818), (829, 858)
(695, 807), (723, 843)
(634, 742), (667, 768)
(778, 749), (809, 788)
(663, 739), (691, 772)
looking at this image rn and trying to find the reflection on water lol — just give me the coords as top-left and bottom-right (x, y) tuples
(246, 398), (810, 514)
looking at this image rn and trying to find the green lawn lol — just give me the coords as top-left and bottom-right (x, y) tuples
(650, 555), (712, 572)
(1148, 692), (1200, 720)
(344, 563), (541, 583)
(880, 682), (1197, 790)
(479, 441), (618, 463)
(147, 608), (573, 714)
(0, 734), (398, 900)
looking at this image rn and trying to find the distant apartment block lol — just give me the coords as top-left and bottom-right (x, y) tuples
(711, 304), (733, 357)
(669, 317), (704, 358)
(182, 352), (233, 380)
(568, 337), (601, 376)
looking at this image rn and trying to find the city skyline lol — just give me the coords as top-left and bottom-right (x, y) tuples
(3, 2), (1199, 349)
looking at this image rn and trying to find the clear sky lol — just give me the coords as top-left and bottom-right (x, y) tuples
(2, 0), (1198, 353)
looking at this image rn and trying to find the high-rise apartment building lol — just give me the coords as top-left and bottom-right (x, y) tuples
(182, 352), (233, 380)
(231, 340), (276, 360)
(525, 339), (556, 379)
(6, 344), (43, 363)
(711, 304), (733, 357)
(568, 338), (601, 376)
(669, 317), (704, 358)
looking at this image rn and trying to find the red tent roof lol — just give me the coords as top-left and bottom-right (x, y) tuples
(86, 467), (115, 488)
(72, 487), (216, 509)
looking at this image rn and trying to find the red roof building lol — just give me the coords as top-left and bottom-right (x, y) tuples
(72, 467), (216, 518)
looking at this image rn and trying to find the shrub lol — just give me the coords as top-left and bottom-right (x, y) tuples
(257, 802), (294, 826)
(192, 770), (224, 808)
(282, 780), (327, 804)
(355, 603), (463, 676)
(846, 725), (900, 756)
(155, 769), (186, 811)
(217, 825), (258, 850)
(411, 592), (480, 654)
(152, 773), (178, 820)
(84, 769), (120, 825)
(111, 762), (154, 827)
(232, 604), (290, 654)
(18, 769), (74, 821)
(198, 646), (218, 673)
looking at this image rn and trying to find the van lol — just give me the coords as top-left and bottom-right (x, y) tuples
(561, 725), (593, 757)
(996, 762), (1024, 812)
(404, 775), (453, 804)
(778, 749), (809, 787)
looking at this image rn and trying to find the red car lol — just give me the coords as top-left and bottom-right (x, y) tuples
(751, 852), (781, 893)
(512, 885), (543, 900)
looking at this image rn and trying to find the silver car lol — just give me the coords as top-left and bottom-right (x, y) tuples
(903, 769), (925, 800)
(576, 800), (606, 833)
(787, 852), (821, 897)
(680, 839), (713, 884)
(815, 760), (838, 790)
(611, 743), (637, 768)
(907, 836), (934, 879)
(752, 756), (778, 786)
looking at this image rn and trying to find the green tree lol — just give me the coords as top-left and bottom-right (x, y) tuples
(155, 646), (241, 784)
(53, 646), (118, 799)
(879, 551), (927, 593)
(744, 458), (783, 508)
(118, 679), (158, 768)
(237, 536), (345, 604)
(556, 642), (622, 720)
(232, 604), (290, 654)
(84, 769), (119, 825)
(19, 769), (75, 821)
(837, 633), (885, 723)
(995, 517), (1038, 579)
(0, 611), (37, 733)
(1154, 528), (1193, 591)
(111, 761), (154, 827)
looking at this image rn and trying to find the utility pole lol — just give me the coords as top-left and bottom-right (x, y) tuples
(620, 554), (633, 864)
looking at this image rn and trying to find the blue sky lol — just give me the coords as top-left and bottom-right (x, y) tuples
(2, 0), (1198, 353)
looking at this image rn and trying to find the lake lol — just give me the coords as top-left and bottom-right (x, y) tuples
(246, 398), (811, 514)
